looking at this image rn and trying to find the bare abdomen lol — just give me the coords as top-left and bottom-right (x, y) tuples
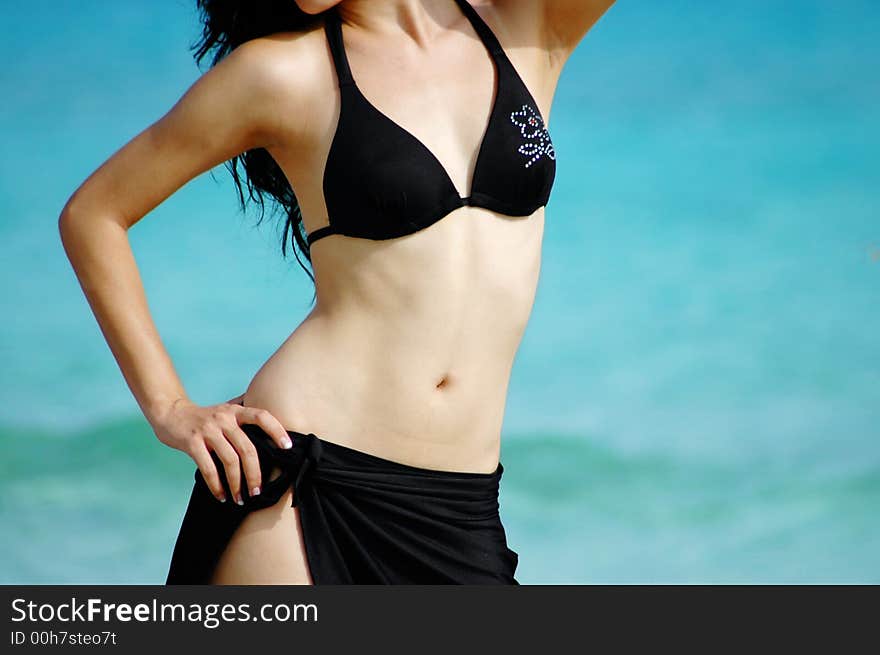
(243, 208), (543, 473)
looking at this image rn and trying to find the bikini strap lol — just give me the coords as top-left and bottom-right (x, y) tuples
(324, 8), (355, 87)
(453, 0), (505, 56)
(307, 224), (339, 246)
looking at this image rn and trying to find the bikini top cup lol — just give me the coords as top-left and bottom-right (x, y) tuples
(308, 0), (557, 247)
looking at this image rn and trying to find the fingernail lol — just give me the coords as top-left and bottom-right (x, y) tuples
(235, 494), (244, 506)
(217, 495), (227, 503)
(283, 437), (293, 449)
(251, 486), (261, 497)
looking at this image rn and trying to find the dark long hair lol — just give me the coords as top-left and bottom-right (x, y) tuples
(191, 1), (322, 289)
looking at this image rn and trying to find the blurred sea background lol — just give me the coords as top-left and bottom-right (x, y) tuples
(1, 0), (878, 583)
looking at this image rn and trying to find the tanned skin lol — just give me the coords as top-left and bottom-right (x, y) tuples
(60, 1), (616, 584)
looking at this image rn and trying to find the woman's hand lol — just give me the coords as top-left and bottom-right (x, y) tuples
(151, 398), (293, 505)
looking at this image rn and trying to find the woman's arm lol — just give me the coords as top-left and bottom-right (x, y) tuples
(59, 37), (304, 504)
(494, 0), (617, 62)
(542, 0), (617, 55)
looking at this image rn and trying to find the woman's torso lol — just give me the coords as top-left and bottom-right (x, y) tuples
(241, 3), (561, 473)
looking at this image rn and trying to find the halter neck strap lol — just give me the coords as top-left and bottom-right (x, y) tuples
(323, 8), (354, 87)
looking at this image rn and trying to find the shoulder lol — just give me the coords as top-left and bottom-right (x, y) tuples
(211, 21), (338, 146)
(221, 24), (331, 105)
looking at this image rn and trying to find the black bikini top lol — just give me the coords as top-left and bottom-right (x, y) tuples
(307, 0), (557, 247)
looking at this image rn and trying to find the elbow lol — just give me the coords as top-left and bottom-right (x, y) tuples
(58, 202), (74, 248)
(58, 201), (74, 232)
(58, 194), (128, 265)
(57, 198), (82, 254)
(57, 192), (97, 257)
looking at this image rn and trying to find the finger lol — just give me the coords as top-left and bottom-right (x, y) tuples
(190, 442), (226, 502)
(237, 407), (293, 449)
(206, 431), (243, 505)
(224, 423), (262, 498)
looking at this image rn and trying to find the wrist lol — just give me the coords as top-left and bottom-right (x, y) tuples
(143, 393), (190, 428)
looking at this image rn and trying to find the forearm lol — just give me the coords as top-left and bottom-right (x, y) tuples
(58, 208), (188, 427)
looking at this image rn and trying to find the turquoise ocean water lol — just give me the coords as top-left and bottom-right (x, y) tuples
(1, 1), (878, 583)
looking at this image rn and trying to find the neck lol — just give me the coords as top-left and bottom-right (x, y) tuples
(338, 0), (465, 46)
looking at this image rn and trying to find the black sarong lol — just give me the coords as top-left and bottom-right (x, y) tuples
(166, 423), (519, 584)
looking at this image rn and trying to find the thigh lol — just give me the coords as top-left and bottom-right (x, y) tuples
(210, 471), (314, 585)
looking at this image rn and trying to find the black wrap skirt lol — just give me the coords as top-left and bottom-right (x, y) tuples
(165, 423), (519, 584)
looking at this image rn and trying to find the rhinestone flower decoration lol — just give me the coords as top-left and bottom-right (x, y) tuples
(510, 104), (555, 168)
